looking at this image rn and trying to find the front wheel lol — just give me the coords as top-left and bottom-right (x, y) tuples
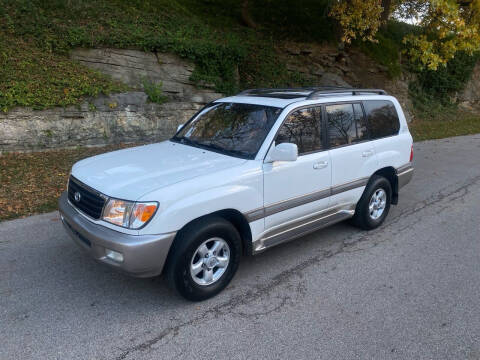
(166, 216), (242, 301)
(351, 175), (392, 230)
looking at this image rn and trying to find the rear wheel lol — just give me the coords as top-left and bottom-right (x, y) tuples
(352, 175), (392, 230)
(166, 216), (242, 301)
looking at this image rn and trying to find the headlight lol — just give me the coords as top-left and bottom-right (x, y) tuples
(102, 198), (158, 229)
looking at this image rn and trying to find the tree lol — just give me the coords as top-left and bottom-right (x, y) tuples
(241, 0), (257, 28)
(329, 0), (480, 69)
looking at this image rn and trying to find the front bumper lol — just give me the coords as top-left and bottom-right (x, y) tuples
(58, 192), (176, 277)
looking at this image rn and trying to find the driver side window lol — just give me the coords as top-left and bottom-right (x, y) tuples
(275, 107), (323, 155)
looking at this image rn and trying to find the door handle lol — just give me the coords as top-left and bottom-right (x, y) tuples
(362, 150), (374, 157)
(313, 161), (328, 169)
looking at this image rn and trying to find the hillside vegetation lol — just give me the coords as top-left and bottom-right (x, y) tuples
(0, 0), (478, 116)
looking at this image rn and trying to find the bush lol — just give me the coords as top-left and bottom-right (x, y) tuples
(356, 21), (419, 78)
(409, 51), (479, 119)
(142, 79), (168, 104)
(415, 51), (480, 102)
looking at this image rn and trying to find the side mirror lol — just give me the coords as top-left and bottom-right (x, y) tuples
(266, 143), (298, 162)
(177, 124), (185, 132)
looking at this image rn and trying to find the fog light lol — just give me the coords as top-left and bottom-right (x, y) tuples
(105, 249), (124, 263)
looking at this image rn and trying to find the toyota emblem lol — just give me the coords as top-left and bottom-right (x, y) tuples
(74, 192), (81, 202)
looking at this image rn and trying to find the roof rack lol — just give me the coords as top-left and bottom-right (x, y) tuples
(237, 87), (387, 99)
(238, 86), (348, 96)
(306, 88), (387, 99)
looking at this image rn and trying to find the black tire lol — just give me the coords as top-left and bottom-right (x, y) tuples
(351, 175), (392, 230)
(165, 216), (242, 301)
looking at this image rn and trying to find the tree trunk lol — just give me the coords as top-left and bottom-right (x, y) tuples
(241, 0), (257, 29)
(380, 0), (392, 27)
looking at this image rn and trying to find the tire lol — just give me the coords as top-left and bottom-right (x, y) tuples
(165, 216), (242, 301)
(351, 175), (392, 230)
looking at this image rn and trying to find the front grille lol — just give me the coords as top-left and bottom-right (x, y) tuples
(68, 177), (106, 219)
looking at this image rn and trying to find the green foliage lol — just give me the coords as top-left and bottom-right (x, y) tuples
(0, 36), (127, 112)
(1, 0), (325, 109)
(142, 79), (168, 104)
(356, 21), (418, 78)
(250, 0), (336, 42)
(416, 51), (480, 102)
(238, 40), (303, 89)
(410, 113), (480, 141)
(0, 0), (249, 102)
(358, 34), (402, 77)
(1, 0), (478, 114)
(409, 51), (480, 120)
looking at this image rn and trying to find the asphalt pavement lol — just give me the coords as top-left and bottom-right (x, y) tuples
(1, 134), (480, 359)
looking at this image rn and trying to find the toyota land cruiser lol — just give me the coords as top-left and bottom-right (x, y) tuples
(59, 87), (414, 301)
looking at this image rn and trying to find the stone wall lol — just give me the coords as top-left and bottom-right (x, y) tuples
(2, 46), (478, 152)
(0, 49), (222, 152)
(71, 49), (221, 103)
(458, 62), (480, 111)
(0, 92), (203, 152)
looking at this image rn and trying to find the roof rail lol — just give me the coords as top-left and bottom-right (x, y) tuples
(306, 88), (387, 99)
(238, 86), (349, 96)
(237, 87), (387, 98)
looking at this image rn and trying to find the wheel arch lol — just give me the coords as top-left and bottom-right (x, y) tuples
(166, 209), (253, 268)
(371, 166), (398, 204)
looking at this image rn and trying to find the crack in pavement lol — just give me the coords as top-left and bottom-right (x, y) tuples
(114, 172), (480, 360)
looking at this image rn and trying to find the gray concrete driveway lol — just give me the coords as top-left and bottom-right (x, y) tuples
(2, 134), (480, 359)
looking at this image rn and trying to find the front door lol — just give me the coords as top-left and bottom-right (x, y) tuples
(263, 106), (332, 231)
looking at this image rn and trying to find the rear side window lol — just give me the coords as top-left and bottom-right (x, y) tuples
(276, 107), (323, 154)
(363, 100), (400, 139)
(326, 103), (368, 147)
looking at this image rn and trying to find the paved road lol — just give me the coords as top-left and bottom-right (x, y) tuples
(2, 135), (480, 360)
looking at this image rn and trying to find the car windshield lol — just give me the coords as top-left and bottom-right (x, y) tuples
(172, 102), (282, 159)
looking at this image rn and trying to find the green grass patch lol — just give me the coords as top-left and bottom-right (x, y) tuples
(0, 0), (338, 111)
(410, 113), (480, 142)
(0, 36), (128, 112)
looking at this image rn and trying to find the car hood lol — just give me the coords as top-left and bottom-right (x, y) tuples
(72, 141), (246, 200)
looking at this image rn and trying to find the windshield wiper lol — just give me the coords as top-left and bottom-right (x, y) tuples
(202, 142), (250, 159)
(173, 136), (250, 159)
(173, 136), (200, 148)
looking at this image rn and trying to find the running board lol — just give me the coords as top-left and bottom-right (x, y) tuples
(252, 205), (355, 254)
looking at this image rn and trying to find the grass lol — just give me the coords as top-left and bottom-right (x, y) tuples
(0, 0), (365, 111)
(1, 0), (477, 112)
(0, 35), (128, 112)
(409, 114), (480, 142)
(0, 144), (136, 221)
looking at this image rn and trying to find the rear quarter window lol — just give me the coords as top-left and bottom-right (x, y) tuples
(363, 100), (400, 139)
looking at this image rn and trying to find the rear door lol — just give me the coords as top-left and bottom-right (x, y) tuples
(263, 106), (331, 231)
(326, 102), (378, 207)
(363, 99), (411, 169)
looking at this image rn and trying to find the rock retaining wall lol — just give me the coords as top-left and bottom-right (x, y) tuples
(2, 46), (478, 152)
(459, 62), (480, 111)
(1, 49), (222, 152)
(0, 92), (202, 152)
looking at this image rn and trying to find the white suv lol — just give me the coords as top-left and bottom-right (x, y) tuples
(59, 87), (414, 301)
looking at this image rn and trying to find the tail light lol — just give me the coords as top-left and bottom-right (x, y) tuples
(409, 145), (414, 162)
